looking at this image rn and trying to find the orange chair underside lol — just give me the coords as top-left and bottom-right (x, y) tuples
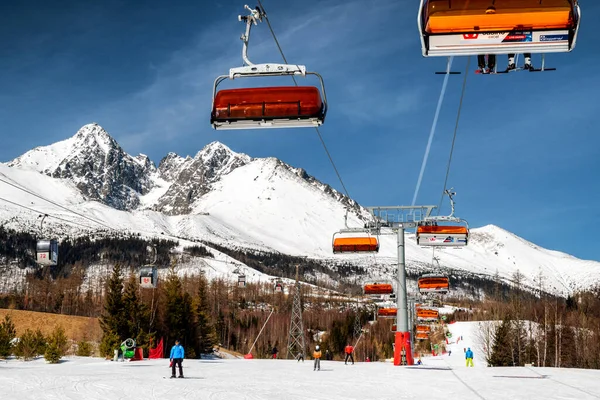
(378, 308), (397, 317)
(425, 0), (573, 33)
(417, 310), (439, 318)
(333, 237), (379, 252)
(416, 325), (431, 332)
(213, 86), (323, 120)
(364, 284), (393, 294)
(418, 278), (449, 289)
(417, 226), (468, 234)
(416, 333), (430, 339)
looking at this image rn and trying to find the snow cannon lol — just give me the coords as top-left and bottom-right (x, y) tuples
(120, 338), (136, 361)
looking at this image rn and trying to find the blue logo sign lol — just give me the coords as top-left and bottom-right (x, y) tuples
(540, 34), (569, 42)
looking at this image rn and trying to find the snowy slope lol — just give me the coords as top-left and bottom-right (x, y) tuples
(1, 125), (600, 296)
(1, 355), (599, 400)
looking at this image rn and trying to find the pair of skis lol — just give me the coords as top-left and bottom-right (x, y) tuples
(475, 66), (556, 74)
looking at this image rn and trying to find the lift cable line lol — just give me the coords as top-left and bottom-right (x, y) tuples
(0, 196), (99, 231)
(0, 176), (114, 230)
(437, 56), (471, 215)
(255, 0), (352, 200)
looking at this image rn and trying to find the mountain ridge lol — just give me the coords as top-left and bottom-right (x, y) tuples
(1, 123), (599, 297)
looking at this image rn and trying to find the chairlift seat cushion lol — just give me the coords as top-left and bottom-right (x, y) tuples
(213, 86), (324, 121)
(417, 226), (468, 235)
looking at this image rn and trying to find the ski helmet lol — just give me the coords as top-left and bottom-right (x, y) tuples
(316, 345), (320, 351)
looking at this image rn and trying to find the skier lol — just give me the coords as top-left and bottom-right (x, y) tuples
(465, 347), (474, 367)
(272, 345), (278, 359)
(169, 339), (185, 378)
(477, 54), (496, 74)
(325, 349), (332, 360)
(313, 345), (322, 371)
(344, 343), (354, 365)
(507, 53), (533, 71)
(297, 352), (304, 362)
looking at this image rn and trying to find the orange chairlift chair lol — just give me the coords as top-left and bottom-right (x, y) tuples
(418, 0), (581, 57)
(418, 0), (581, 74)
(416, 307), (439, 322)
(211, 5), (328, 130)
(415, 332), (430, 341)
(416, 324), (431, 333)
(364, 282), (394, 295)
(333, 210), (380, 254)
(418, 274), (450, 294)
(416, 189), (469, 247)
(377, 307), (398, 318)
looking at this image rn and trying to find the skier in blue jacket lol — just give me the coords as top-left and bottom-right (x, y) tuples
(465, 347), (474, 367)
(170, 339), (185, 378)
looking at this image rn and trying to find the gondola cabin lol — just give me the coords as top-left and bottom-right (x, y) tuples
(238, 274), (247, 288)
(416, 307), (439, 321)
(36, 240), (58, 266)
(274, 282), (284, 293)
(211, 86), (326, 130)
(364, 282), (394, 295)
(416, 332), (430, 341)
(332, 232), (379, 253)
(418, 0), (581, 56)
(416, 225), (468, 247)
(377, 308), (397, 318)
(418, 274), (450, 294)
(140, 266), (158, 288)
(416, 325), (431, 333)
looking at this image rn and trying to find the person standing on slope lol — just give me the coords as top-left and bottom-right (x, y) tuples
(313, 345), (322, 371)
(170, 339), (185, 378)
(465, 347), (474, 367)
(344, 344), (354, 365)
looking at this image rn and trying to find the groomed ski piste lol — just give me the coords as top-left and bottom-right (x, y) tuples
(2, 322), (599, 400)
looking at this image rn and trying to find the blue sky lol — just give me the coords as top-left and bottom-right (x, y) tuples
(1, 0), (599, 261)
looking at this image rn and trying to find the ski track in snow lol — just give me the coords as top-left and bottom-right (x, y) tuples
(1, 355), (600, 400)
(3, 322), (600, 400)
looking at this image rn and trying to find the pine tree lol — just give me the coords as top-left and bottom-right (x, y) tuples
(14, 329), (37, 360)
(194, 274), (217, 356)
(122, 274), (150, 342)
(0, 315), (16, 358)
(99, 264), (127, 356)
(488, 316), (514, 367)
(162, 266), (188, 351)
(44, 325), (68, 364)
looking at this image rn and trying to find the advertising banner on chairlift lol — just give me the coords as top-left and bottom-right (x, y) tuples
(418, 234), (467, 247)
(428, 30), (570, 56)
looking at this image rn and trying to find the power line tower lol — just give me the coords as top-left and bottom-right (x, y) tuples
(286, 265), (306, 360)
(353, 297), (362, 340)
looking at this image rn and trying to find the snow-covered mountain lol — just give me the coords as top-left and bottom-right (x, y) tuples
(1, 123), (599, 296)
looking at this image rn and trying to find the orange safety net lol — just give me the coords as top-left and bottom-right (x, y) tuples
(417, 225), (468, 235)
(425, 0), (574, 33)
(213, 86), (323, 120)
(149, 338), (164, 359)
(364, 283), (394, 295)
(377, 308), (397, 317)
(333, 237), (379, 253)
